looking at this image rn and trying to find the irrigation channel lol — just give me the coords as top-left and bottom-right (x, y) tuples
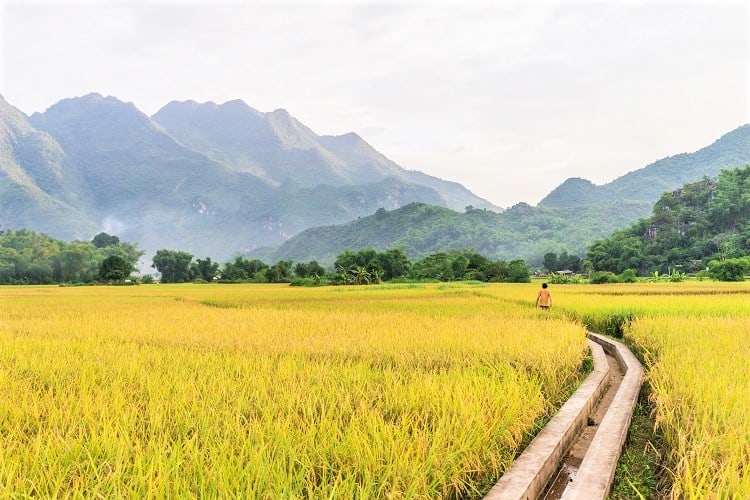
(484, 333), (644, 500)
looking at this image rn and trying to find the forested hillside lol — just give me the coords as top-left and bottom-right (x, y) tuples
(249, 199), (650, 266)
(587, 166), (750, 275)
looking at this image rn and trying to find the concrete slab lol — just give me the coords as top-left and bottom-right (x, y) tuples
(563, 334), (644, 499)
(484, 339), (610, 500)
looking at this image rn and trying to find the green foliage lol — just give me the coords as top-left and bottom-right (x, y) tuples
(0, 228), (142, 284)
(707, 258), (750, 281)
(619, 269), (638, 283)
(591, 271), (620, 284)
(98, 255), (132, 282)
(409, 249), (530, 283)
(92, 232), (119, 248)
(587, 166), (750, 276)
(152, 249), (194, 283)
(506, 259), (532, 283)
(267, 260), (293, 283)
(543, 250), (582, 273)
(293, 261), (326, 279)
(222, 256), (269, 282)
(256, 200), (655, 268)
(191, 257), (219, 282)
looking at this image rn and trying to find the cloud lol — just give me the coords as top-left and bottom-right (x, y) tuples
(2, 0), (748, 207)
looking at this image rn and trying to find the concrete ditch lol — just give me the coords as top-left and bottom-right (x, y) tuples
(483, 333), (644, 500)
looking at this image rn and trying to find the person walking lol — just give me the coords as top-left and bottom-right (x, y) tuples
(536, 282), (552, 310)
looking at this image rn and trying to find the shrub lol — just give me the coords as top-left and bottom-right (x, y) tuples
(619, 269), (638, 283)
(591, 271), (619, 284)
(707, 258), (749, 281)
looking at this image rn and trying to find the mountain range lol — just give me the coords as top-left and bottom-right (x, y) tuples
(0, 93), (494, 261)
(1, 92), (748, 266)
(249, 124), (750, 265)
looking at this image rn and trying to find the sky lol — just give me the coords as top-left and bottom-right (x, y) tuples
(1, 0), (748, 209)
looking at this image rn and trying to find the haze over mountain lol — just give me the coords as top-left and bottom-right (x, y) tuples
(249, 124), (750, 265)
(151, 99), (491, 211)
(540, 124), (750, 209)
(0, 93), (494, 261)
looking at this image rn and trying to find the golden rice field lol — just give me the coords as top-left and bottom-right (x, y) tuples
(0, 283), (587, 498)
(551, 281), (750, 498)
(2, 281), (749, 498)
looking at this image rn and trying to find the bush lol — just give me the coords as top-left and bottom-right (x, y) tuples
(619, 269), (638, 283)
(591, 271), (619, 284)
(290, 277), (330, 287)
(708, 258), (750, 281)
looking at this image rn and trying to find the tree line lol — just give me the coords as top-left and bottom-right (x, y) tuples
(151, 247), (532, 285)
(537, 166), (750, 282)
(0, 229), (142, 285)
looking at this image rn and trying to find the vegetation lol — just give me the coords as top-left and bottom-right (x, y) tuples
(553, 283), (750, 498)
(0, 283), (588, 497)
(587, 166), (750, 278)
(255, 200), (652, 267)
(0, 229), (142, 284)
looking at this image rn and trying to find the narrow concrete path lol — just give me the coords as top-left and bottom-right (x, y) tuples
(484, 333), (643, 500)
(541, 352), (624, 498)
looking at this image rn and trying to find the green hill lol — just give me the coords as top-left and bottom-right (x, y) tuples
(587, 165), (750, 274)
(249, 199), (652, 266)
(540, 125), (750, 209)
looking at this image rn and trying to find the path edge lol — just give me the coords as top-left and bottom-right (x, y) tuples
(564, 333), (644, 499)
(483, 338), (610, 499)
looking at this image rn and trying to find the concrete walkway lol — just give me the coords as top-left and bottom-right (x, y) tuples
(483, 333), (644, 500)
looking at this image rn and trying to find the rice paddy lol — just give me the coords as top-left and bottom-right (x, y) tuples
(0, 283), (586, 497)
(1, 281), (748, 498)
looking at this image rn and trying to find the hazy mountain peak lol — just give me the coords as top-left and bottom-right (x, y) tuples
(539, 123), (750, 210)
(266, 108), (320, 150)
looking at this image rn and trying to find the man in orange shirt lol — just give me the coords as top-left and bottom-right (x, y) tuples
(536, 282), (552, 309)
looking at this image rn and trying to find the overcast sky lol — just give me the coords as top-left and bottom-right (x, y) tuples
(1, 0), (748, 208)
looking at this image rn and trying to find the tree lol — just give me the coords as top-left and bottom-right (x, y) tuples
(374, 248), (411, 280)
(558, 251), (582, 272)
(411, 252), (453, 281)
(92, 232), (120, 248)
(707, 258), (750, 281)
(267, 260), (293, 283)
(192, 257), (219, 282)
(99, 255), (133, 281)
(543, 252), (558, 273)
(25, 262), (54, 284)
(506, 259), (531, 283)
(294, 261), (326, 279)
(152, 249), (194, 283)
(54, 242), (97, 283)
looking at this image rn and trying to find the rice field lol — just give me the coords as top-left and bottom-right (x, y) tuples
(0, 283), (587, 497)
(2, 281), (748, 498)
(551, 281), (750, 498)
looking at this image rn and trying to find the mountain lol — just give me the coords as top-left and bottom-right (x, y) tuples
(1, 93), (493, 261)
(3, 91), (747, 266)
(587, 166), (750, 274)
(151, 99), (497, 211)
(0, 94), (98, 238)
(540, 124), (750, 210)
(247, 200), (651, 266)
(249, 124), (750, 266)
